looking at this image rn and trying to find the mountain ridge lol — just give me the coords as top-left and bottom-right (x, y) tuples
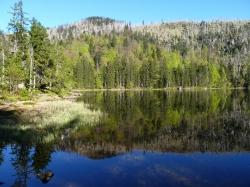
(47, 17), (250, 58)
(47, 17), (250, 47)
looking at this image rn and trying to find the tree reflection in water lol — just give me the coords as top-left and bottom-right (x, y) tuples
(0, 90), (249, 186)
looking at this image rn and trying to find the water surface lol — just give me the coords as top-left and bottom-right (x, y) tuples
(0, 90), (250, 187)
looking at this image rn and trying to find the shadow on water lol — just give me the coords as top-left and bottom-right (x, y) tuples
(0, 90), (250, 186)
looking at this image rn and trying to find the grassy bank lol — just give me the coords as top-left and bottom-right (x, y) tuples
(0, 92), (102, 131)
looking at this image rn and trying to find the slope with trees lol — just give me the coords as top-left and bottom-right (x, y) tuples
(1, 0), (250, 99)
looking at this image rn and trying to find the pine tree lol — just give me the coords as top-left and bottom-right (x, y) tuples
(8, 0), (29, 55)
(0, 31), (6, 86)
(30, 18), (50, 89)
(7, 0), (29, 91)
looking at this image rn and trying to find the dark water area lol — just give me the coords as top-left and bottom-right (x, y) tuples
(0, 90), (250, 187)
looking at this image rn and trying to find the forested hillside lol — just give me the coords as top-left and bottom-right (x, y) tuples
(1, 1), (250, 95)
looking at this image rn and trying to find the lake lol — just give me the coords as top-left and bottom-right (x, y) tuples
(0, 90), (250, 187)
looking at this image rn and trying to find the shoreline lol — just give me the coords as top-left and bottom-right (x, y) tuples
(0, 87), (249, 110)
(73, 87), (249, 92)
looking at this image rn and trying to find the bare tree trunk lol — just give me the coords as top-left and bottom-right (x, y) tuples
(29, 47), (33, 91)
(33, 74), (36, 89)
(1, 49), (4, 84)
(56, 46), (59, 77)
(14, 34), (18, 55)
(9, 78), (12, 93)
(196, 75), (198, 87)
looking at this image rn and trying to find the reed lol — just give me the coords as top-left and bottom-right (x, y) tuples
(19, 100), (102, 129)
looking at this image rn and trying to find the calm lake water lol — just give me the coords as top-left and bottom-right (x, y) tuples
(0, 90), (250, 187)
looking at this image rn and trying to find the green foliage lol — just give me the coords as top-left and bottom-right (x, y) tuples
(18, 89), (31, 100)
(6, 55), (25, 91)
(75, 56), (96, 88)
(66, 33), (234, 89)
(166, 109), (181, 126)
(209, 63), (221, 87)
(244, 59), (250, 88)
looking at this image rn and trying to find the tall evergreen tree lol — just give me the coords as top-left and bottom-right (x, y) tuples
(30, 18), (51, 89)
(7, 0), (29, 91)
(8, 0), (29, 56)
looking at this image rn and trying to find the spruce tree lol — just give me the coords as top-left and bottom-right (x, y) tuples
(8, 0), (29, 91)
(30, 18), (51, 89)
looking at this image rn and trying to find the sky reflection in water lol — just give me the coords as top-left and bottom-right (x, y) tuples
(0, 90), (250, 187)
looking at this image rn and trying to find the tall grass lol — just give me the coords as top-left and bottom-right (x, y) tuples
(20, 100), (103, 129)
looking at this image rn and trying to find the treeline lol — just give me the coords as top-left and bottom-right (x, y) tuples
(46, 17), (250, 89)
(71, 30), (250, 89)
(1, 1), (250, 95)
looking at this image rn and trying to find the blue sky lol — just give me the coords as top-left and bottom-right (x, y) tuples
(1, 0), (250, 31)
